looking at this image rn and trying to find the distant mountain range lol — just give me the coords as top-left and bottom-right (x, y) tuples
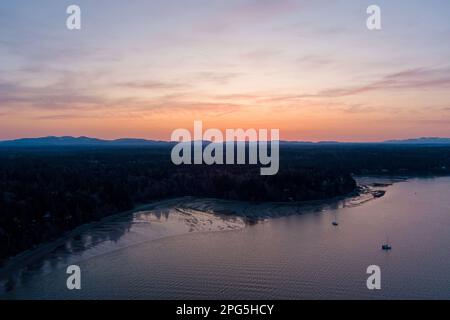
(0, 136), (169, 146)
(383, 137), (450, 144)
(0, 136), (450, 146)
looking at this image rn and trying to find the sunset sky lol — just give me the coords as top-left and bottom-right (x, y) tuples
(1, 0), (450, 141)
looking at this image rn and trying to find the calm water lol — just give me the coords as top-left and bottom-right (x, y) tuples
(1, 177), (450, 299)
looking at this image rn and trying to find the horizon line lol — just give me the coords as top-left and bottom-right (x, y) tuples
(1, 135), (450, 144)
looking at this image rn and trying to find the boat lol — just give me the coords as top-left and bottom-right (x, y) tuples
(382, 236), (392, 250)
(332, 212), (339, 226)
(381, 234), (392, 250)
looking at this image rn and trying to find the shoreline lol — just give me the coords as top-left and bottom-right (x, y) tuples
(0, 178), (394, 284)
(0, 199), (181, 281)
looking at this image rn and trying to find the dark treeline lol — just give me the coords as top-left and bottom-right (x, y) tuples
(1, 144), (450, 262)
(280, 143), (450, 175)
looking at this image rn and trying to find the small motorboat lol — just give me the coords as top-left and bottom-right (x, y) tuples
(381, 244), (392, 251)
(332, 212), (339, 226)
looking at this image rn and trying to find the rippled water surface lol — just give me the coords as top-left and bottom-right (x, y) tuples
(1, 177), (450, 299)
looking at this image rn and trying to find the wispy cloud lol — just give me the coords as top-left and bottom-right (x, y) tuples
(241, 49), (283, 62)
(318, 67), (450, 97)
(195, 72), (242, 85)
(0, 80), (106, 111)
(192, 0), (300, 35)
(117, 81), (190, 90)
(297, 54), (335, 68)
(231, 0), (299, 20)
(414, 119), (450, 125)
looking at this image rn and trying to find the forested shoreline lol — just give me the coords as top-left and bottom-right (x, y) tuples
(1, 144), (450, 262)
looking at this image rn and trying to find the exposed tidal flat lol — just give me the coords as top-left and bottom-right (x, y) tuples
(1, 176), (450, 299)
